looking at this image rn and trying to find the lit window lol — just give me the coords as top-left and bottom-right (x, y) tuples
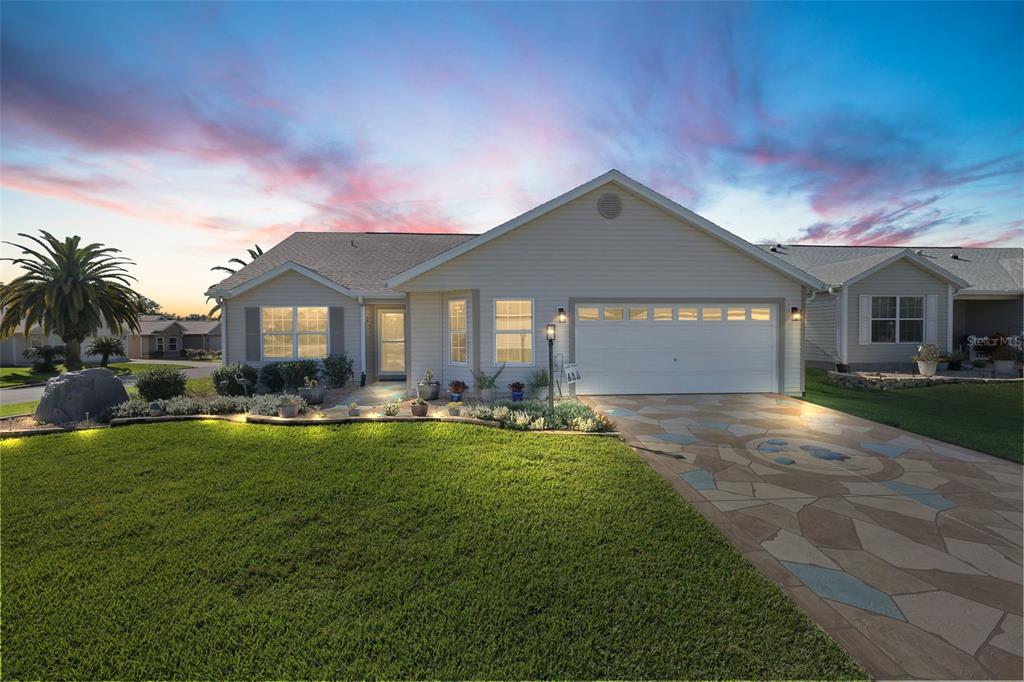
(604, 306), (624, 321)
(577, 306), (599, 321)
(449, 299), (467, 364)
(678, 307), (698, 321)
(262, 306), (328, 359)
(629, 307), (648, 321)
(751, 307), (771, 321)
(653, 307), (673, 321)
(702, 307), (722, 321)
(727, 307), (746, 321)
(495, 300), (533, 364)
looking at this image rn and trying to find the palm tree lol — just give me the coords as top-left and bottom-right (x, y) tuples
(0, 231), (142, 370)
(86, 335), (127, 366)
(207, 244), (263, 318)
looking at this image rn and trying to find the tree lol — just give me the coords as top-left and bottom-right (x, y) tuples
(207, 244), (264, 319)
(86, 335), (126, 366)
(0, 231), (142, 370)
(138, 296), (164, 315)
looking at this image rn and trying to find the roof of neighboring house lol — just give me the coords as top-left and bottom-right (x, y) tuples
(208, 232), (477, 297)
(759, 245), (1023, 294)
(137, 316), (185, 335)
(179, 320), (220, 335)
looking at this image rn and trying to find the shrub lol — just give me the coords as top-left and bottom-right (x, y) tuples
(466, 399), (614, 432)
(382, 400), (401, 416)
(258, 363), (285, 392)
(184, 348), (221, 361)
(323, 353), (354, 387)
(135, 367), (187, 400)
(22, 345), (65, 372)
(207, 395), (252, 414)
(86, 336), (126, 366)
(111, 398), (151, 418)
(160, 396), (208, 416)
(279, 360), (320, 389)
(248, 394), (306, 416)
(213, 363), (258, 396)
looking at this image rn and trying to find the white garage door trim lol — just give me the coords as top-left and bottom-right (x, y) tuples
(568, 297), (786, 395)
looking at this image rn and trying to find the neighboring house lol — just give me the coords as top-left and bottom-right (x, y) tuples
(762, 245), (1024, 371)
(126, 315), (221, 358)
(206, 170), (1022, 394)
(207, 170), (822, 396)
(0, 325), (127, 366)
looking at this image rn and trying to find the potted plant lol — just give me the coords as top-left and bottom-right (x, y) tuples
(417, 369), (440, 400)
(447, 401), (461, 416)
(298, 376), (325, 405)
(472, 364), (505, 402)
(936, 353), (950, 372)
(382, 400), (401, 416)
(411, 397), (429, 417)
(912, 344), (941, 377)
(508, 381), (525, 401)
(947, 351), (966, 371)
(835, 362), (851, 373)
(991, 344), (1019, 375)
(276, 395), (302, 418)
(348, 401), (360, 417)
(527, 368), (550, 400)
(448, 379), (468, 402)
(149, 401), (163, 417)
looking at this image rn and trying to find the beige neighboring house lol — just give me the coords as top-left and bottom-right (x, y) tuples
(126, 315), (221, 359)
(0, 324), (127, 366)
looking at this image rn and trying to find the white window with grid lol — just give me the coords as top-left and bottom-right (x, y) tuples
(495, 299), (533, 364)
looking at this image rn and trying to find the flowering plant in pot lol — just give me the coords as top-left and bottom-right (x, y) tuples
(448, 379), (468, 402)
(382, 400), (401, 416)
(912, 344), (941, 377)
(447, 401), (461, 416)
(508, 381), (526, 401)
(298, 376), (325, 405)
(348, 401), (360, 417)
(417, 369), (440, 400)
(276, 394), (302, 418)
(411, 397), (429, 417)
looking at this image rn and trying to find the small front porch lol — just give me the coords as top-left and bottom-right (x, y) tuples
(953, 296), (1023, 359)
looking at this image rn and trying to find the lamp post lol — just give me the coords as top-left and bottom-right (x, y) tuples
(546, 323), (556, 409)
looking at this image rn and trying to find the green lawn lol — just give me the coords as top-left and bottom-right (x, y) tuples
(803, 369), (1023, 463)
(1, 422), (862, 680)
(0, 361), (193, 388)
(1, 400), (38, 417)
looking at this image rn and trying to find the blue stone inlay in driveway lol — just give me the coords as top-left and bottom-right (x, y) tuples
(773, 457), (796, 465)
(881, 481), (958, 511)
(800, 444), (830, 453)
(700, 422), (731, 430)
(765, 439), (788, 446)
(861, 442), (907, 459)
(652, 432), (699, 445)
(780, 561), (905, 620)
(758, 444), (786, 453)
(811, 451), (851, 461)
(680, 469), (716, 490)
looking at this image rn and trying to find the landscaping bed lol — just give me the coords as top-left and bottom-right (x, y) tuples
(0, 361), (192, 388)
(804, 368), (1023, 463)
(0, 421), (862, 680)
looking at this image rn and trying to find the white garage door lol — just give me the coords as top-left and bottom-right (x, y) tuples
(574, 303), (777, 395)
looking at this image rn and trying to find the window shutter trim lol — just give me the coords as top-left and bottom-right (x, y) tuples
(245, 307), (260, 362)
(925, 294), (938, 344)
(858, 295), (872, 345)
(329, 307), (345, 356)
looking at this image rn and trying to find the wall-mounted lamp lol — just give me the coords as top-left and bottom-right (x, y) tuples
(557, 307), (567, 324)
(790, 306), (803, 322)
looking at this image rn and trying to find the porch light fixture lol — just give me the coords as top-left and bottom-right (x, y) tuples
(546, 324), (556, 408)
(557, 307), (567, 323)
(790, 306), (803, 322)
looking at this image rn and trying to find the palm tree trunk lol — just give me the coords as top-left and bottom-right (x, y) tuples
(64, 338), (83, 370)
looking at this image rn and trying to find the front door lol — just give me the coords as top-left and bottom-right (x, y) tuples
(378, 310), (406, 375)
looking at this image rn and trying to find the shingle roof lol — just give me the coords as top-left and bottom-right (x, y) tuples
(758, 245), (1023, 293)
(210, 232), (477, 296)
(138, 317), (184, 335)
(179, 320), (220, 335)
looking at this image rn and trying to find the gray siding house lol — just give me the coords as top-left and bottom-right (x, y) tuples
(206, 170), (1022, 395)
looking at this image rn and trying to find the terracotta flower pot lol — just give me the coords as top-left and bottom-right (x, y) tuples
(411, 403), (429, 417)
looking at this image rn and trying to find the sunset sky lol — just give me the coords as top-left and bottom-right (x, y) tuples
(2, 1), (1022, 315)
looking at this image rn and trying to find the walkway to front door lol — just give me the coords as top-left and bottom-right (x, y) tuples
(584, 393), (1023, 681)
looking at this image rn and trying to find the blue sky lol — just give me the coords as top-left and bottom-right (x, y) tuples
(2, 1), (1021, 313)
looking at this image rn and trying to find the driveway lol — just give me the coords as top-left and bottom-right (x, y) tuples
(585, 393), (1023, 680)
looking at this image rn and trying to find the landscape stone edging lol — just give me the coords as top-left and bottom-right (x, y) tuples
(828, 370), (1023, 391)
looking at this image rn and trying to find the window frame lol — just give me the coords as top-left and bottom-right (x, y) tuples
(168, 335), (179, 352)
(155, 336), (165, 352)
(260, 305), (330, 361)
(493, 298), (534, 366)
(448, 298), (468, 366)
(869, 295), (924, 344)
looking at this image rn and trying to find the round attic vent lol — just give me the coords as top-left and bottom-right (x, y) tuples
(597, 192), (622, 219)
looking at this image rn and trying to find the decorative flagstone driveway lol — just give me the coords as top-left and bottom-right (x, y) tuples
(584, 393), (1023, 680)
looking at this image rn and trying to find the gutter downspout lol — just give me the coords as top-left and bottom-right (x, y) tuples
(359, 296), (367, 386)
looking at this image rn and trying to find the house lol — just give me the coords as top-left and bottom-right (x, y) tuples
(761, 245), (1023, 371)
(0, 325), (127, 366)
(207, 170), (1022, 396)
(126, 315), (220, 358)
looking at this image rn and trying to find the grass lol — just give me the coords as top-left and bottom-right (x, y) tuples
(0, 377), (215, 420)
(803, 368), (1023, 463)
(0, 361), (193, 388)
(0, 422), (862, 680)
(1, 400), (37, 417)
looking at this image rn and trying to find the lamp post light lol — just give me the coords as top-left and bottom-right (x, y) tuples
(546, 323), (556, 408)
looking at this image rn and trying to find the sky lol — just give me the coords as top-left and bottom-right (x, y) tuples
(2, 1), (1022, 315)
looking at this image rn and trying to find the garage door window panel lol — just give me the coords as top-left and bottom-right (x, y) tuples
(678, 307), (698, 321)
(751, 307), (772, 321)
(629, 307), (648, 321)
(702, 307), (722, 321)
(495, 300), (533, 364)
(577, 306), (599, 321)
(653, 307), (673, 321)
(604, 306), (624, 321)
(727, 307), (747, 321)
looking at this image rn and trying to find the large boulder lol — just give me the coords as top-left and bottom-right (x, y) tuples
(34, 368), (128, 425)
